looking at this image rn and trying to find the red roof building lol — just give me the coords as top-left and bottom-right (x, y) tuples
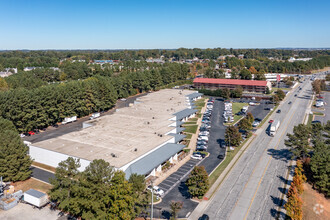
(193, 78), (272, 93)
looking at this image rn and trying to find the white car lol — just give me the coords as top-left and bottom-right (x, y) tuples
(153, 186), (164, 196)
(249, 102), (256, 106)
(191, 154), (203, 160)
(120, 98), (127, 101)
(20, 133), (25, 138)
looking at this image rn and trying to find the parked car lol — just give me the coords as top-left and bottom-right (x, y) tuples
(294, 94), (297, 97)
(153, 186), (164, 196)
(20, 133), (25, 138)
(193, 152), (206, 158)
(28, 131), (35, 135)
(311, 120), (321, 124)
(191, 154), (203, 160)
(277, 109), (281, 113)
(120, 98), (127, 101)
(288, 101), (292, 104)
(252, 120), (260, 127)
(217, 154), (225, 159)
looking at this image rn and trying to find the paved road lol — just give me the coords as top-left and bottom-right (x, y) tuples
(31, 167), (55, 184)
(201, 80), (313, 220)
(24, 93), (147, 143)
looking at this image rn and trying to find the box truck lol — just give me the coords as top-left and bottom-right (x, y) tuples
(89, 112), (100, 120)
(62, 116), (77, 124)
(269, 120), (280, 136)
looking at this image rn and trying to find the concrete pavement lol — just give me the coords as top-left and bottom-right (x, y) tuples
(190, 79), (313, 220)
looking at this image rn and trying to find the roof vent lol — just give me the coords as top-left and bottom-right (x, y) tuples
(152, 117), (155, 119)
(134, 148), (138, 152)
(160, 134), (163, 137)
(111, 153), (116, 158)
(147, 121), (150, 124)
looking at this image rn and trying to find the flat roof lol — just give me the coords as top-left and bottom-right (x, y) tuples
(124, 143), (186, 179)
(193, 78), (268, 86)
(32, 89), (196, 168)
(25, 189), (46, 198)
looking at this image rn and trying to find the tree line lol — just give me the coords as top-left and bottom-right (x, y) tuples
(0, 64), (189, 132)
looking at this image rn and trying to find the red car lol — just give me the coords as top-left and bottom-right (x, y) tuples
(269, 120), (274, 123)
(28, 131), (35, 135)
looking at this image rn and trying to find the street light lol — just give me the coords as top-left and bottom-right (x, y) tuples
(151, 181), (154, 220)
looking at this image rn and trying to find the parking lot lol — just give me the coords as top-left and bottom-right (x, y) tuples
(153, 96), (275, 218)
(158, 159), (201, 195)
(314, 92), (329, 124)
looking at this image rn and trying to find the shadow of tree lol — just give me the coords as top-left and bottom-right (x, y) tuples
(178, 181), (191, 199)
(267, 148), (292, 162)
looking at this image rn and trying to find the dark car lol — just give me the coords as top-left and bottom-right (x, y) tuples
(217, 154), (225, 159)
(199, 214), (210, 220)
(294, 94), (297, 97)
(311, 120), (321, 124)
(277, 109), (281, 113)
(288, 101), (292, 104)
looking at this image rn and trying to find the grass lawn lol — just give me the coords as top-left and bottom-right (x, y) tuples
(12, 178), (52, 194)
(307, 114), (313, 125)
(183, 125), (198, 134)
(301, 183), (330, 220)
(313, 112), (324, 116)
(209, 139), (249, 187)
(184, 133), (192, 139)
(232, 102), (248, 114)
(188, 118), (198, 122)
(184, 122), (197, 125)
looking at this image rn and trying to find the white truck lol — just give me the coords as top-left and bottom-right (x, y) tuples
(62, 116), (77, 124)
(24, 189), (49, 208)
(269, 120), (280, 136)
(89, 112), (100, 120)
(242, 106), (249, 113)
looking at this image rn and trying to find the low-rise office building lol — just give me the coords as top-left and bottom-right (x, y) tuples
(193, 78), (271, 93)
(26, 89), (202, 180)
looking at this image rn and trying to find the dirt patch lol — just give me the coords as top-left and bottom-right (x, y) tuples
(12, 178), (52, 194)
(301, 183), (329, 220)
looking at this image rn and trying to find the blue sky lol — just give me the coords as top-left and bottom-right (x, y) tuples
(0, 0), (329, 49)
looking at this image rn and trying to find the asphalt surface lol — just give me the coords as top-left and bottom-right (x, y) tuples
(154, 98), (227, 218)
(31, 166), (54, 184)
(314, 91), (329, 124)
(201, 79), (313, 219)
(24, 93), (148, 143)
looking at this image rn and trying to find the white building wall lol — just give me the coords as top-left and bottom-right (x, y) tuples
(29, 145), (90, 172)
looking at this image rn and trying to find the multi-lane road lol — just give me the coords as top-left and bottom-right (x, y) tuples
(195, 78), (314, 219)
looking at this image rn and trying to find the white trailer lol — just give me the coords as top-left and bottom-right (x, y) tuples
(89, 112), (100, 120)
(269, 120), (280, 136)
(24, 189), (49, 208)
(62, 116), (77, 124)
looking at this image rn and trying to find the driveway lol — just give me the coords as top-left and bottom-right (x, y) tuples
(31, 167), (55, 184)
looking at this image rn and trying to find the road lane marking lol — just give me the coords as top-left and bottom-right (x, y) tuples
(242, 85), (306, 220)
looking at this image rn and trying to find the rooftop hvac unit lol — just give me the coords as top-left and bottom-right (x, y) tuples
(111, 153), (116, 158)
(134, 148), (137, 152)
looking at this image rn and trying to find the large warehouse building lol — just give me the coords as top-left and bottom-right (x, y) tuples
(193, 78), (271, 93)
(26, 89), (202, 180)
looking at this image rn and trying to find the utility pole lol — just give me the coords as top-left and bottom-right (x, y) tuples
(151, 181), (154, 220)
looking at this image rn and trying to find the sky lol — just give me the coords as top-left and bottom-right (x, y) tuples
(0, 0), (329, 50)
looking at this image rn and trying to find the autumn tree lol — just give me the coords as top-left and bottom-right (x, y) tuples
(225, 125), (242, 147)
(285, 184), (303, 220)
(185, 166), (209, 199)
(238, 117), (252, 131)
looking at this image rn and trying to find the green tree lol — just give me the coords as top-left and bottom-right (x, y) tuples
(170, 201), (183, 220)
(285, 124), (311, 159)
(238, 117), (252, 131)
(225, 125), (242, 147)
(49, 157), (81, 215)
(310, 141), (330, 196)
(246, 112), (254, 124)
(185, 166), (209, 199)
(276, 89), (286, 100)
(0, 118), (32, 181)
